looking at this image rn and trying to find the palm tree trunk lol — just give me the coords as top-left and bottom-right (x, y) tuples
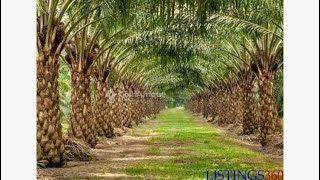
(37, 55), (65, 166)
(242, 79), (258, 135)
(210, 91), (218, 121)
(123, 87), (133, 128)
(117, 87), (126, 128)
(112, 87), (123, 128)
(219, 90), (228, 125)
(93, 80), (112, 137)
(235, 86), (245, 125)
(69, 70), (98, 147)
(108, 87), (119, 129)
(258, 71), (278, 146)
(203, 94), (209, 119)
(106, 88), (116, 137)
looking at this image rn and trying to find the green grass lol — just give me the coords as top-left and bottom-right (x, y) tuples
(125, 108), (282, 179)
(148, 145), (161, 155)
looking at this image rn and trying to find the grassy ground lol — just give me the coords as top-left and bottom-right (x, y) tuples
(125, 108), (283, 179)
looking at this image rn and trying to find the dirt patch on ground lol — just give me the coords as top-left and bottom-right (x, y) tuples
(37, 118), (195, 180)
(38, 120), (156, 179)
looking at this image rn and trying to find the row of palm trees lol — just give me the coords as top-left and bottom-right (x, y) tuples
(186, 15), (283, 146)
(38, 56), (165, 166)
(36, 0), (168, 166)
(182, 0), (283, 147)
(186, 66), (282, 147)
(37, 0), (283, 166)
(186, 32), (283, 147)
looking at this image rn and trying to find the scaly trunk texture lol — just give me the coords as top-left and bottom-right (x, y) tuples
(242, 78), (258, 135)
(105, 88), (116, 137)
(37, 14), (66, 167)
(123, 83), (133, 128)
(94, 81), (105, 137)
(69, 71), (98, 147)
(210, 91), (218, 121)
(112, 86), (123, 128)
(207, 92), (214, 122)
(235, 86), (245, 125)
(135, 91), (143, 124)
(213, 90), (223, 123)
(228, 89), (237, 124)
(37, 55), (65, 167)
(258, 71), (278, 146)
(203, 94), (209, 118)
(108, 87), (119, 129)
(219, 90), (228, 125)
(94, 80), (114, 137)
(132, 89), (140, 125)
(117, 84), (126, 128)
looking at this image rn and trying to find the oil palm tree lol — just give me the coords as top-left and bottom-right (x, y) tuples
(244, 33), (283, 146)
(37, 0), (101, 166)
(92, 38), (134, 134)
(64, 34), (99, 147)
(206, 0), (283, 145)
(62, 0), (137, 145)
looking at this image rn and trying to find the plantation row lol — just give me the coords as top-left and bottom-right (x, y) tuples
(36, 0), (169, 167)
(187, 67), (283, 147)
(38, 67), (165, 165)
(37, 0), (283, 168)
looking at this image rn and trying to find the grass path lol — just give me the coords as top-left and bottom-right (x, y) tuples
(125, 108), (282, 179)
(39, 108), (282, 180)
